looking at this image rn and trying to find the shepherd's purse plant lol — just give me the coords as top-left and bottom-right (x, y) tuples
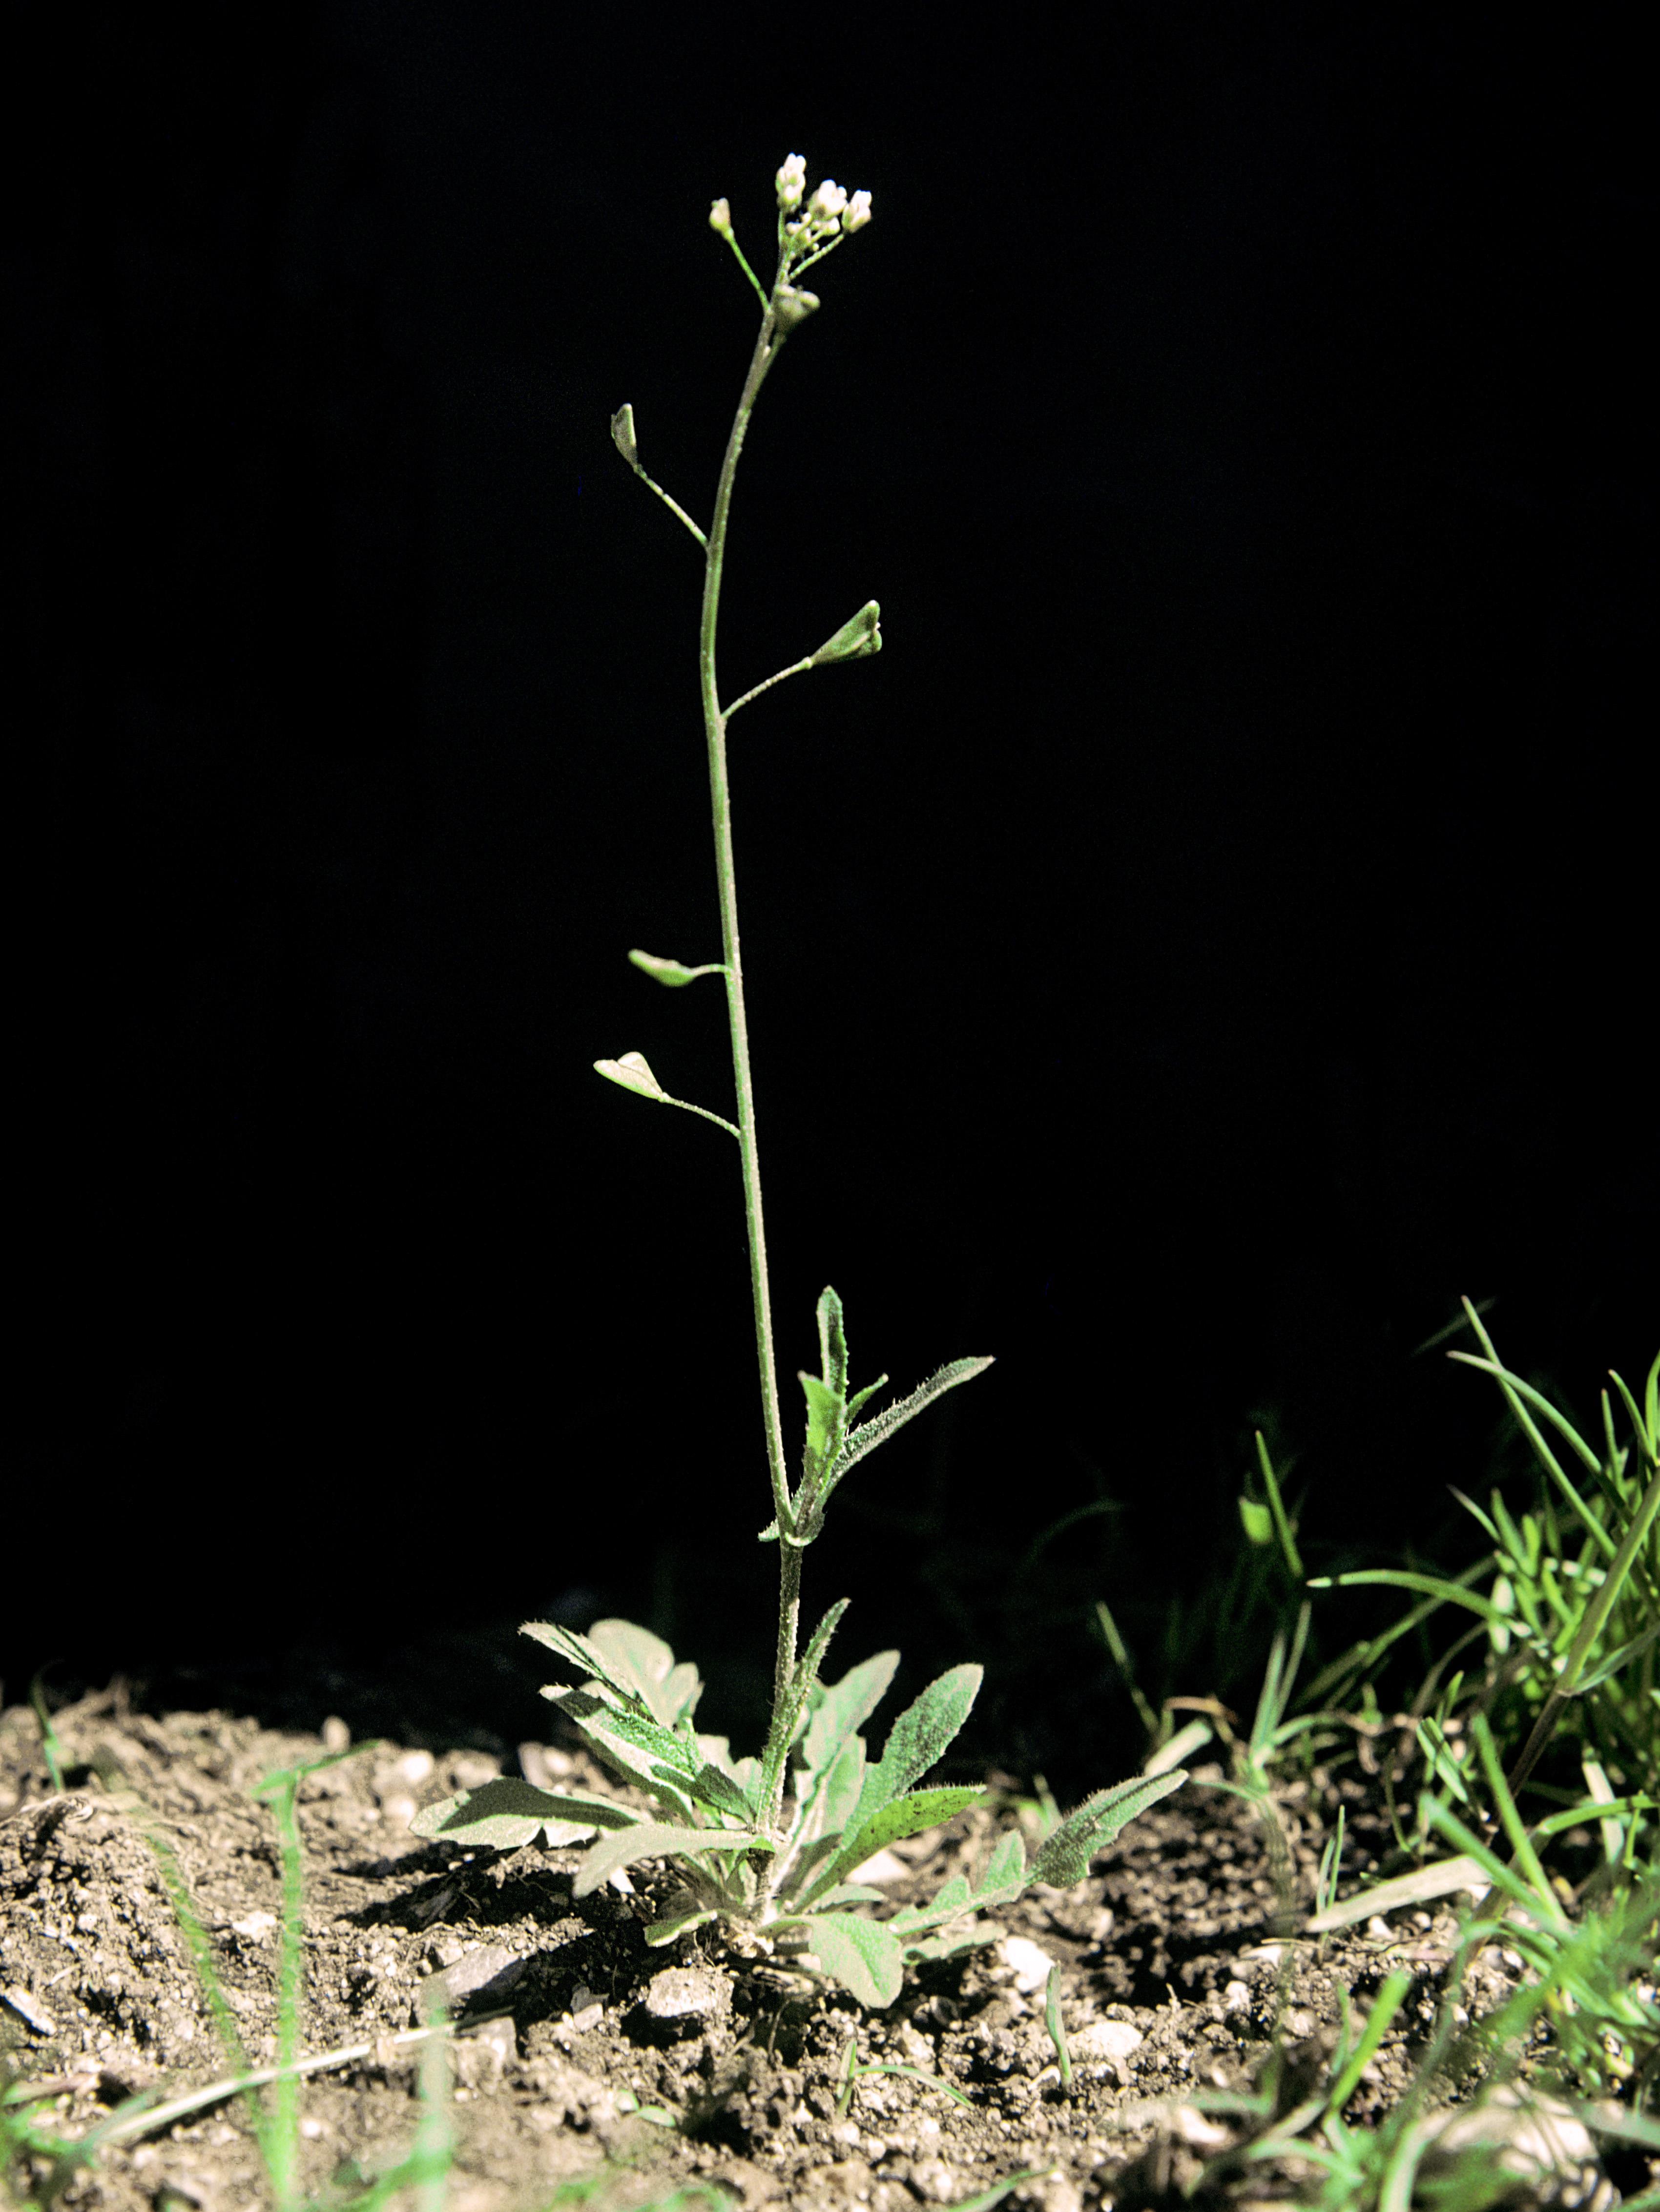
(410, 154), (1187, 2007)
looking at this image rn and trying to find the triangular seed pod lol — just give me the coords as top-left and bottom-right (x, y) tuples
(594, 1051), (665, 1102)
(809, 601), (882, 666)
(629, 949), (717, 988)
(610, 404), (640, 469)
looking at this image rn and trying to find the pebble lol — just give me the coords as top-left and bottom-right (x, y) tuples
(416, 1943), (527, 2022)
(1071, 2018), (1143, 2062)
(997, 1936), (1055, 1994)
(640, 1965), (730, 2038)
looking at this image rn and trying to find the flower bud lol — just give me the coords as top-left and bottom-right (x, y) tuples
(708, 196), (732, 236)
(842, 189), (872, 233)
(807, 179), (848, 229)
(775, 153), (807, 211)
(610, 403), (639, 469)
(771, 286), (820, 332)
(809, 600), (882, 666)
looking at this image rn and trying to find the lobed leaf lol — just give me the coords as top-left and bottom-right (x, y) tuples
(408, 1778), (638, 1851)
(571, 1820), (763, 1900)
(1028, 1769), (1188, 1888)
(796, 1914), (904, 2008)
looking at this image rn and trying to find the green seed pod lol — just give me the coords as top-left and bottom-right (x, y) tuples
(610, 403), (639, 469)
(809, 601), (882, 666)
(771, 286), (821, 333)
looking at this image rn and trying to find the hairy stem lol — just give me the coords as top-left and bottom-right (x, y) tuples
(699, 275), (802, 1832)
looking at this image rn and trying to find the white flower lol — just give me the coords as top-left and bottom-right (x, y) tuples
(708, 196), (732, 235)
(775, 153), (807, 211)
(807, 179), (848, 227)
(841, 189), (872, 233)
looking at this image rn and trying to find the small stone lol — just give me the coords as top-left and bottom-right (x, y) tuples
(998, 1936), (1055, 1994)
(1417, 2088), (1611, 2210)
(231, 1912), (278, 1940)
(321, 1717), (351, 1753)
(911, 2160), (960, 2204)
(639, 1965), (730, 2042)
(1, 1988), (55, 2036)
(1222, 1979), (1251, 2012)
(1072, 2019), (1142, 2062)
(417, 1944), (526, 2022)
(299, 2117), (325, 2140)
(395, 1750), (435, 1786)
(1171, 2104), (1231, 2148)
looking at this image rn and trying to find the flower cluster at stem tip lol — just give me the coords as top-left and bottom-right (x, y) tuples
(775, 150), (872, 238)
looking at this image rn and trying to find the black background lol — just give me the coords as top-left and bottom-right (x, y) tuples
(16, 6), (1655, 1788)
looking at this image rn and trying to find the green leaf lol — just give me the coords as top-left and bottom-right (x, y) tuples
(829, 1358), (995, 1489)
(851, 1664), (982, 1833)
(798, 1914), (904, 2007)
(1304, 1570), (1528, 1632)
(589, 1703), (702, 1779)
(521, 1619), (652, 1709)
(587, 1620), (704, 1725)
(792, 1600), (851, 1717)
(1238, 1496), (1273, 1546)
(644, 1906), (719, 1948)
(799, 1371), (848, 1486)
(844, 1377), (889, 1422)
(407, 1778), (638, 1850)
(808, 600), (882, 667)
(817, 1732), (866, 1842)
(976, 1826), (1028, 1903)
(816, 1787), (986, 1899)
(688, 1763), (756, 1823)
(1028, 1769), (1188, 1888)
(801, 1650), (898, 1788)
(571, 1821), (763, 1900)
(552, 1690), (699, 1819)
(810, 1884), (890, 1908)
(905, 1924), (998, 1965)
(816, 1287), (849, 1399)
(888, 1875), (971, 1936)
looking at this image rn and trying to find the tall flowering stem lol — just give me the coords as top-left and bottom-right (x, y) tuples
(697, 161), (873, 1834)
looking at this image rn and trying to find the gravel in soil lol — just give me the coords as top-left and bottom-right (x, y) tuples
(0, 1690), (1621, 2211)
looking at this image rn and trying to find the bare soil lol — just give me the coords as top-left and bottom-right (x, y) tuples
(0, 1690), (1627, 2212)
